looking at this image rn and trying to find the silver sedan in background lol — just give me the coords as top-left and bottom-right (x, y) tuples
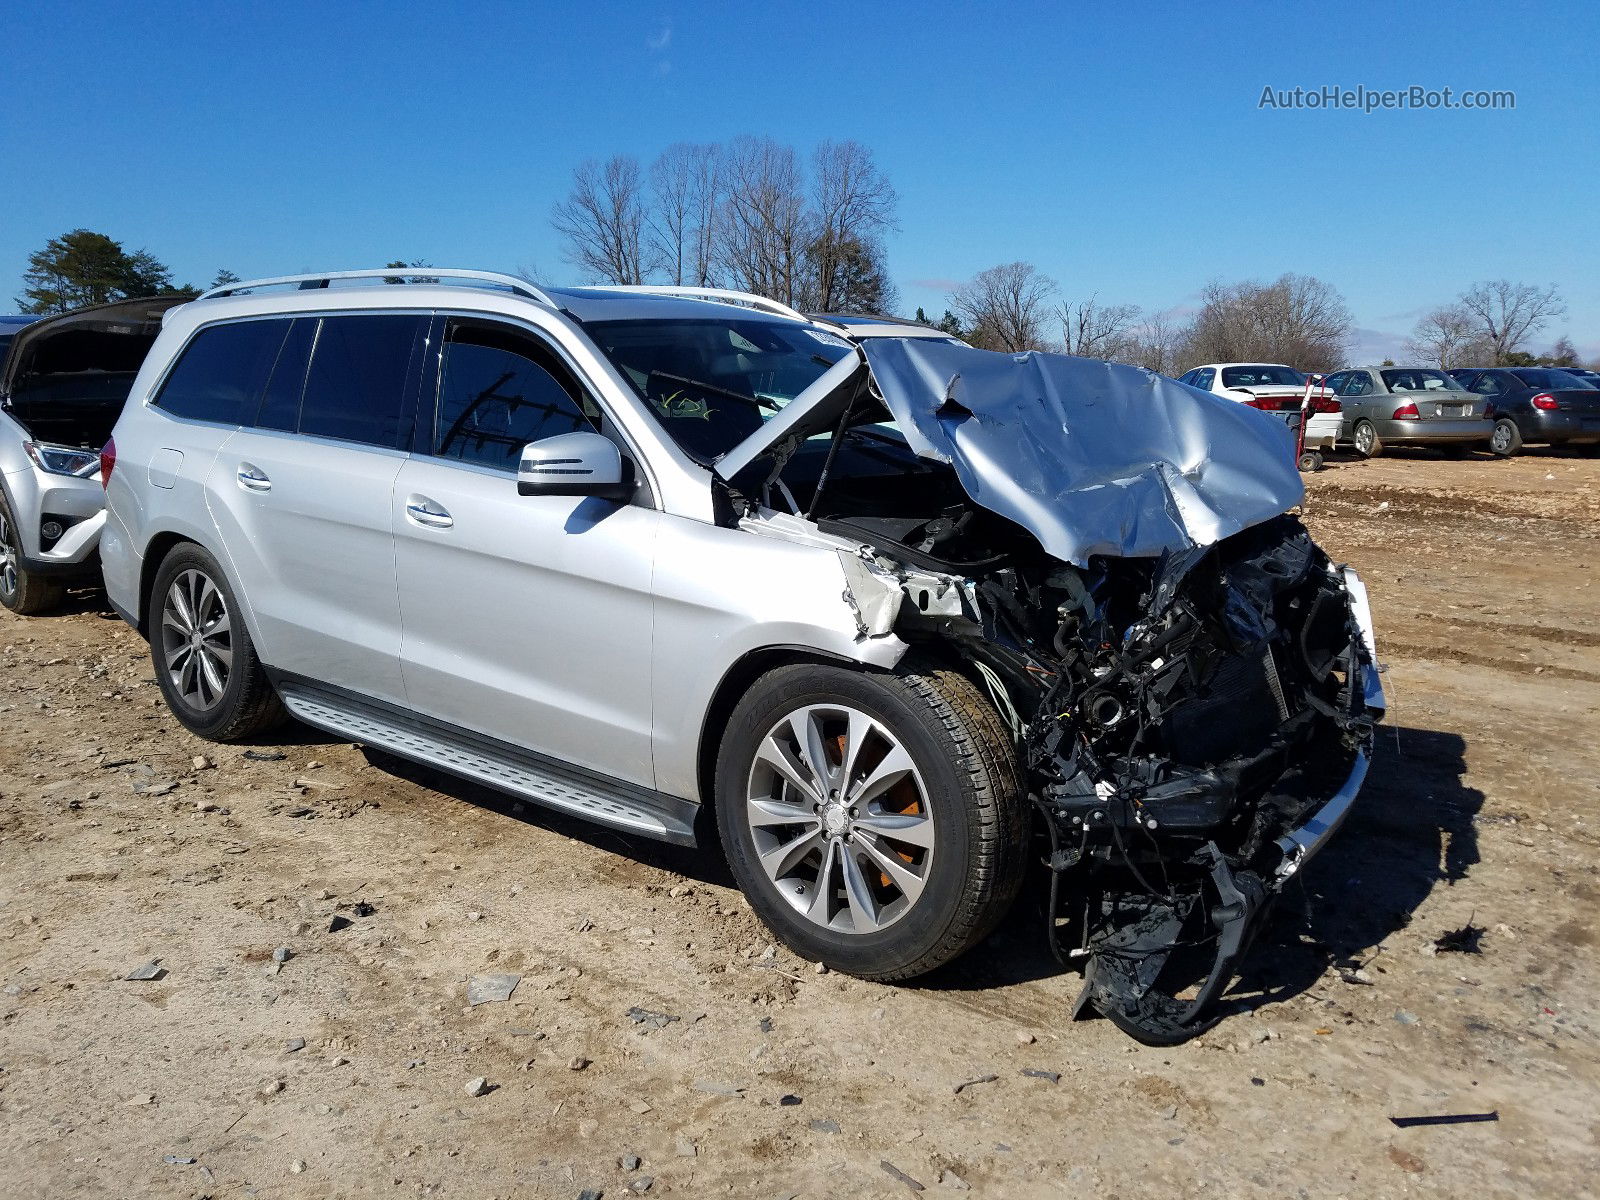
(1322, 366), (1494, 458)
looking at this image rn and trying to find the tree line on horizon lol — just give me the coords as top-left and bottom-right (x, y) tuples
(13, 172), (1584, 374)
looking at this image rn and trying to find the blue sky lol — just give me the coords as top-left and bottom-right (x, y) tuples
(4, 0), (1597, 361)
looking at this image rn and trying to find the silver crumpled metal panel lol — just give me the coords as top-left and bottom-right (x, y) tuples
(860, 340), (1306, 565)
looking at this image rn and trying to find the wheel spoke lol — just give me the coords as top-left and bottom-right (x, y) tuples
(753, 735), (822, 804)
(747, 797), (814, 828)
(758, 824), (825, 879)
(805, 839), (841, 925)
(851, 833), (928, 906)
(787, 710), (835, 793)
(198, 648), (226, 699)
(839, 847), (883, 932)
(169, 581), (195, 631)
(847, 743), (916, 808)
(853, 809), (936, 849)
(836, 708), (876, 792)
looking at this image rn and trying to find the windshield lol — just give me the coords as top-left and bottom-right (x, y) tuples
(1381, 368), (1465, 392)
(1220, 365), (1304, 388)
(587, 317), (854, 462)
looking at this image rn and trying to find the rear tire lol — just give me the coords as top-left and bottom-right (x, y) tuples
(149, 543), (285, 741)
(1352, 420), (1383, 459)
(715, 660), (1028, 981)
(0, 495), (64, 616)
(1489, 419), (1522, 458)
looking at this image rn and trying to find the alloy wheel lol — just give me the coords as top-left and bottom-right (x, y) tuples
(1491, 423), (1514, 454)
(159, 569), (234, 711)
(745, 704), (935, 934)
(1355, 423), (1375, 455)
(0, 508), (16, 599)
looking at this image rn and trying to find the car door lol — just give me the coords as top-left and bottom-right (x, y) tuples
(205, 312), (428, 706)
(1340, 370), (1375, 421)
(391, 315), (659, 788)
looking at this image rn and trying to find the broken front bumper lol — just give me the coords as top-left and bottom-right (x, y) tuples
(1072, 566), (1386, 1045)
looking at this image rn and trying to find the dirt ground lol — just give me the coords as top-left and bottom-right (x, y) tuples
(3, 448), (1598, 1199)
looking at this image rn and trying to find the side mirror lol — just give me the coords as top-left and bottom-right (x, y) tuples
(517, 431), (635, 501)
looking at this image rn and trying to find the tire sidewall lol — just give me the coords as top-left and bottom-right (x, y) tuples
(715, 664), (981, 977)
(149, 544), (260, 739)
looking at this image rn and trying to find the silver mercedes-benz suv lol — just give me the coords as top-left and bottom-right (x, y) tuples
(101, 270), (1385, 1042)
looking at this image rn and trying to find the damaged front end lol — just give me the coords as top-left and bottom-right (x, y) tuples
(717, 338), (1385, 1043)
(833, 514), (1384, 1043)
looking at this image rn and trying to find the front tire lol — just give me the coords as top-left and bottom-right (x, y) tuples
(1489, 418), (1522, 458)
(0, 495), (65, 616)
(149, 543), (285, 741)
(1352, 420), (1383, 459)
(715, 660), (1028, 981)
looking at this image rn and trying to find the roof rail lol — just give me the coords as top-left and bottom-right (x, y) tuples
(580, 285), (810, 323)
(197, 269), (554, 306)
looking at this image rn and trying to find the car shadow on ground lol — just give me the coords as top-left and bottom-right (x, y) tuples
(361, 747), (733, 887)
(915, 723), (1482, 1018)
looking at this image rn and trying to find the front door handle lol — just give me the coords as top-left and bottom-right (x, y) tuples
(404, 495), (454, 529)
(237, 463), (272, 492)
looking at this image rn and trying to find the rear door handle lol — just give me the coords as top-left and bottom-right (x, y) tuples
(237, 463), (272, 492)
(404, 495), (454, 529)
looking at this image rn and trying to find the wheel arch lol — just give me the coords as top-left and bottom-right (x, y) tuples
(135, 529), (264, 650)
(694, 645), (881, 827)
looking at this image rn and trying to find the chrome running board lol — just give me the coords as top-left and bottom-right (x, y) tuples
(274, 678), (698, 846)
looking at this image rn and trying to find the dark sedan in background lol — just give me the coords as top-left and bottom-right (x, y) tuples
(1449, 367), (1600, 455)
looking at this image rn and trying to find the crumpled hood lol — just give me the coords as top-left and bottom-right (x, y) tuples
(859, 339), (1305, 565)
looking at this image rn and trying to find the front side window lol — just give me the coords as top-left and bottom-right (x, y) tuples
(1340, 373), (1373, 397)
(155, 319), (293, 425)
(1220, 365), (1304, 388)
(587, 317), (853, 462)
(297, 314), (427, 448)
(429, 319), (600, 470)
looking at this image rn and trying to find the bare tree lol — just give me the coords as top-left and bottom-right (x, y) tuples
(1405, 304), (1493, 368)
(551, 155), (650, 285)
(1458, 280), (1565, 364)
(1184, 273), (1352, 372)
(648, 143), (722, 287)
(1120, 309), (1187, 375)
(805, 140), (898, 311)
(950, 262), (1057, 352)
(1058, 295), (1142, 360)
(718, 136), (810, 305)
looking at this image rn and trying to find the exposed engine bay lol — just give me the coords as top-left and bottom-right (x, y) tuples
(720, 343), (1384, 1043)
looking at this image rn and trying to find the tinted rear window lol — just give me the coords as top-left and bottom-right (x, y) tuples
(1512, 368), (1595, 390)
(296, 315), (426, 448)
(155, 319), (293, 425)
(1381, 368), (1464, 392)
(1220, 365), (1304, 388)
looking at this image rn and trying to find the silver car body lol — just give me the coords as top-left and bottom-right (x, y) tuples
(103, 274), (1381, 834)
(101, 280), (913, 829)
(1323, 365), (1492, 446)
(100, 271), (1387, 1044)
